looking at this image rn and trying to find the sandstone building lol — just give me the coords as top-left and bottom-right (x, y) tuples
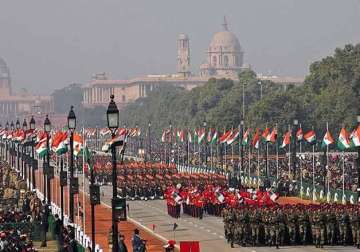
(82, 18), (303, 109)
(0, 57), (53, 121)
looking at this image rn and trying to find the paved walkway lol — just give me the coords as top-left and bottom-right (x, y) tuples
(35, 168), (164, 252)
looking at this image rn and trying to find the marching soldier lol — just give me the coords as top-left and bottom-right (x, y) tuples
(338, 209), (350, 245)
(349, 209), (360, 248)
(287, 209), (298, 245)
(326, 208), (336, 246)
(298, 208), (310, 245)
(250, 209), (261, 246)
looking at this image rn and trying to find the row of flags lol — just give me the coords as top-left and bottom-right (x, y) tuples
(160, 125), (360, 151)
(0, 126), (139, 158)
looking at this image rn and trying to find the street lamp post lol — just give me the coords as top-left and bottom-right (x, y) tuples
(22, 119), (28, 186)
(293, 119), (299, 181)
(68, 106), (76, 223)
(258, 81), (263, 100)
(30, 116), (36, 190)
(203, 120), (207, 169)
(0, 123), (2, 160)
(240, 119), (244, 179)
(107, 94), (120, 252)
(148, 121), (151, 162)
(169, 121), (172, 165)
(44, 115), (51, 205)
(10, 121), (14, 168)
(357, 115), (360, 201)
(16, 119), (20, 175)
(5, 122), (9, 162)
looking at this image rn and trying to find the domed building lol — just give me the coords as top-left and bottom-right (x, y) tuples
(200, 18), (245, 78)
(0, 57), (53, 120)
(0, 57), (11, 97)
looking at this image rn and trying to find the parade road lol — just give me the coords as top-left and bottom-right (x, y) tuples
(99, 184), (360, 252)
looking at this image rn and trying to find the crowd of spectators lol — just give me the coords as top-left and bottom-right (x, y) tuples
(0, 161), (38, 252)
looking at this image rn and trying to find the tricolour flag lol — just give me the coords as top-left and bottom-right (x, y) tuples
(296, 127), (303, 142)
(187, 130), (193, 143)
(337, 127), (351, 150)
(242, 128), (250, 146)
(35, 134), (48, 158)
(176, 130), (185, 143)
(101, 130), (127, 152)
(261, 127), (271, 142)
(51, 131), (68, 155)
(227, 130), (239, 145)
(281, 131), (291, 148)
(252, 129), (260, 149)
(73, 133), (83, 156)
(197, 128), (206, 144)
(219, 129), (232, 144)
(208, 129), (218, 145)
(350, 125), (360, 147)
(321, 130), (334, 148)
(304, 130), (316, 145)
(269, 128), (277, 144)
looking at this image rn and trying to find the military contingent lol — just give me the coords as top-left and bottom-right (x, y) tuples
(223, 204), (360, 249)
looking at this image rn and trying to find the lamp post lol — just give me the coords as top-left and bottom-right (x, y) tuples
(22, 119), (28, 186)
(203, 120), (207, 169)
(0, 123), (2, 160)
(16, 119), (20, 174)
(357, 115), (360, 201)
(40, 115), (51, 248)
(169, 121), (172, 165)
(240, 119), (244, 179)
(292, 119), (299, 181)
(107, 94), (120, 252)
(5, 122), (9, 162)
(10, 121), (14, 168)
(148, 121), (152, 162)
(68, 106), (76, 223)
(30, 116), (36, 190)
(44, 115), (51, 205)
(258, 81), (263, 100)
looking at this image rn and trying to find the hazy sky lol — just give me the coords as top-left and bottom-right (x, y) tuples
(1, 0), (360, 95)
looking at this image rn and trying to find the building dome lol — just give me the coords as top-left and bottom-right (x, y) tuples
(178, 33), (189, 40)
(209, 30), (241, 52)
(0, 57), (11, 96)
(0, 57), (10, 78)
(200, 17), (245, 78)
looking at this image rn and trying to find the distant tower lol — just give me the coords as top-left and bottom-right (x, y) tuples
(177, 34), (191, 77)
(0, 57), (11, 97)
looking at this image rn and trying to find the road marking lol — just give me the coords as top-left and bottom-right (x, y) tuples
(206, 229), (210, 232)
(219, 235), (224, 239)
(212, 232), (217, 235)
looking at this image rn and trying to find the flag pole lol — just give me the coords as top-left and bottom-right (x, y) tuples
(248, 144), (251, 179)
(210, 132), (213, 171)
(326, 122), (330, 196)
(257, 147), (260, 189)
(288, 125), (291, 179)
(276, 124), (279, 180)
(342, 150), (345, 204)
(312, 144), (315, 202)
(82, 126), (86, 234)
(299, 124), (303, 199)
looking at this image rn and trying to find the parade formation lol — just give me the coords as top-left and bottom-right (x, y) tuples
(1, 4), (360, 251)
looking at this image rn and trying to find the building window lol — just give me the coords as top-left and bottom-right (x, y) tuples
(224, 55), (229, 67)
(212, 56), (217, 66)
(235, 56), (239, 66)
(122, 95), (126, 102)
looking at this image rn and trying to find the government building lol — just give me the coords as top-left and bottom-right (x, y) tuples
(0, 57), (53, 121)
(83, 18), (301, 109)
